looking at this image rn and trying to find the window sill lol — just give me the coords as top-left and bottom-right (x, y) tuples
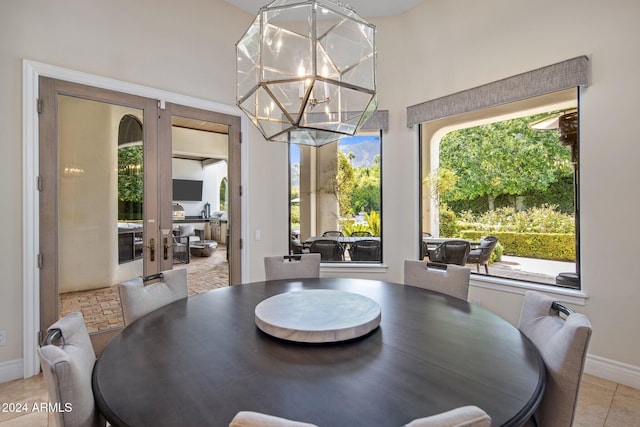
(320, 263), (389, 274)
(470, 274), (588, 305)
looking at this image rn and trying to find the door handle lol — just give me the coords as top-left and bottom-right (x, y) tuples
(164, 237), (169, 260)
(150, 238), (155, 262)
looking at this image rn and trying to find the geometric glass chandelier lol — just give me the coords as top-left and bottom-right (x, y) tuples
(236, 0), (377, 146)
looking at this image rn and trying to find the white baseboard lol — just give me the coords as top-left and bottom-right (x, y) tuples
(585, 354), (640, 390)
(0, 358), (24, 383)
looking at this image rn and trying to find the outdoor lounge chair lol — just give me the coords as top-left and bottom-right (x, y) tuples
(467, 236), (499, 274)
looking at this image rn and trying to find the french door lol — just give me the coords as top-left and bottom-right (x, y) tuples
(38, 77), (241, 349)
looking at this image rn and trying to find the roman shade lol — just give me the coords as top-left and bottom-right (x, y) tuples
(407, 56), (589, 126)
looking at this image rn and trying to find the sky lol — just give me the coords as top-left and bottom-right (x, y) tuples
(289, 135), (378, 164)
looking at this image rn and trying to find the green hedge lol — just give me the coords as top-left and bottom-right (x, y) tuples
(461, 230), (575, 261)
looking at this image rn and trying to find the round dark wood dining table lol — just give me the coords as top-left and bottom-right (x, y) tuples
(92, 278), (545, 427)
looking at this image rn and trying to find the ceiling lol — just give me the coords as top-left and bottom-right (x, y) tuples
(224, 0), (426, 18)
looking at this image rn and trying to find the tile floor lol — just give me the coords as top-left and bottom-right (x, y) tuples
(59, 244), (229, 333)
(0, 373), (638, 426)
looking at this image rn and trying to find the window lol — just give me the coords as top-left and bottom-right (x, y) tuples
(290, 131), (382, 262)
(219, 177), (228, 211)
(117, 114), (144, 221)
(420, 91), (580, 288)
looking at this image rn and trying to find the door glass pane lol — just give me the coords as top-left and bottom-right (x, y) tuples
(57, 95), (144, 332)
(171, 116), (230, 289)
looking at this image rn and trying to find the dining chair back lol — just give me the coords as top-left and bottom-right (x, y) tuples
(404, 405), (491, 427)
(118, 269), (188, 325)
(350, 231), (372, 237)
(466, 235), (499, 273)
(404, 260), (471, 300)
(37, 312), (106, 427)
(309, 239), (345, 261)
(517, 291), (592, 427)
(264, 254), (321, 280)
(229, 407), (489, 427)
(348, 239), (381, 262)
(321, 230), (344, 237)
(429, 240), (470, 266)
(230, 411), (318, 426)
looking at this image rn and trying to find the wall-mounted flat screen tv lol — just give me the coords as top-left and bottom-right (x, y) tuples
(172, 179), (203, 201)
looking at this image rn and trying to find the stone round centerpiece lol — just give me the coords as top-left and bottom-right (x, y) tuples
(254, 289), (381, 343)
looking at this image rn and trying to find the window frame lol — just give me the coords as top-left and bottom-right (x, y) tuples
(418, 90), (581, 289)
(288, 129), (384, 265)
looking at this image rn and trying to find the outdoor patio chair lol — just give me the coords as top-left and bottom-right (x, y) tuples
(309, 239), (345, 261)
(321, 230), (344, 237)
(348, 239), (381, 262)
(290, 234), (310, 254)
(350, 231), (372, 237)
(421, 241), (430, 260)
(467, 235), (499, 274)
(428, 240), (470, 266)
(518, 291), (592, 427)
(172, 234), (190, 264)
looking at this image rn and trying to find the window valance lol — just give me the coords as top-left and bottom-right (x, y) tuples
(406, 56), (589, 127)
(362, 110), (389, 131)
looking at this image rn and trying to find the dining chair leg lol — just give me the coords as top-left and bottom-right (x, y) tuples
(484, 264), (489, 274)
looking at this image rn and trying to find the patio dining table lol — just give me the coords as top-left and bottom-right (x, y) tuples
(422, 237), (480, 250)
(92, 278), (544, 427)
(304, 235), (380, 246)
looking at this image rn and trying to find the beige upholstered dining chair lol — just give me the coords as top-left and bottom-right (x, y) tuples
(118, 268), (188, 325)
(404, 406), (491, 427)
(404, 260), (471, 300)
(518, 290), (592, 427)
(230, 406), (490, 427)
(264, 254), (321, 280)
(229, 411), (318, 427)
(37, 312), (106, 427)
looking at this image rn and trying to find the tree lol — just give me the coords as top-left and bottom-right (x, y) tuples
(350, 156), (380, 213)
(439, 113), (573, 210)
(424, 167), (457, 207)
(118, 146), (143, 202)
(336, 150), (355, 217)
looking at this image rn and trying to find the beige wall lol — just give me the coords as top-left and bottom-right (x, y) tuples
(0, 0), (260, 364)
(1, 0), (639, 382)
(371, 0), (640, 371)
